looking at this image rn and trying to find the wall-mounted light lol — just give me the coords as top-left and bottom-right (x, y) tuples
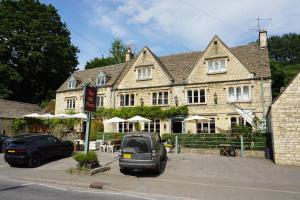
(214, 92), (218, 104)
(174, 96), (179, 107)
(140, 97), (144, 107)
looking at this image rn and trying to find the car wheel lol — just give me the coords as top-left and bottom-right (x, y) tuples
(28, 154), (41, 168)
(154, 160), (162, 175)
(120, 168), (129, 174)
(8, 162), (18, 167)
(162, 149), (167, 161)
(64, 147), (73, 157)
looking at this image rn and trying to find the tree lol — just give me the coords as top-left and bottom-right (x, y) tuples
(85, 38), (128, 69)
(0, 0), (78, 103)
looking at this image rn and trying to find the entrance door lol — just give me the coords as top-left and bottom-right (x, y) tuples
(172, 119), (183, 133)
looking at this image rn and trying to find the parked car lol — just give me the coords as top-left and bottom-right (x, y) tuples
(4, 134), (74, 167)
(2, 133), (33, 152)
(0, 134), (10, 153)
(119, 132), (167, 174)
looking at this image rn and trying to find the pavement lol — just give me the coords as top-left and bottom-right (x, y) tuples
(0, 152), (300, 200)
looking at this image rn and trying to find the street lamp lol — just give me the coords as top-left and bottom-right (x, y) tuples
(174, 96), (178, 107)
(140, 97), (144, 107)
(214, 92), (218, 104)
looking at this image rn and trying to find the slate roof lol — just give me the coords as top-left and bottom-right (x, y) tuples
(0, 99), (41, 119)
(57, 42), (270, 92)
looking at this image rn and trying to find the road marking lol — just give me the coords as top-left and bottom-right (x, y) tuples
(21, 182), (35, 186)
(37, 183), (67, 191)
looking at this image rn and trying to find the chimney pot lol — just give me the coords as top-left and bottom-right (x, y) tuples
(125, 48), (134, 62)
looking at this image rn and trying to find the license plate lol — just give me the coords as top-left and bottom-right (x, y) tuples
(7, 150), (15, 153)
(123, 153), (131, 159)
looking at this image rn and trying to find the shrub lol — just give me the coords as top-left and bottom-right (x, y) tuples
(11, 118), (26, 133)
(73, 151), (98, 168)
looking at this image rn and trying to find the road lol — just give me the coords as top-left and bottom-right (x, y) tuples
(0, 178), (155, 200)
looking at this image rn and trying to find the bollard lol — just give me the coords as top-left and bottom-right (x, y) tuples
(175, 135), (178, 154)
(240, 135), (244, 157)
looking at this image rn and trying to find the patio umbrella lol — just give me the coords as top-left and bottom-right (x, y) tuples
(23, 113), (41, 118)
(38, 113), (54, 119)
(53, 113), (72, 119)
(185, 115), (211, 133)
(104, 117), (126, 133)
(71, 113), (87, 119)
(127, 116), (151, 132)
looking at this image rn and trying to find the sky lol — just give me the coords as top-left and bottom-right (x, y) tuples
(41, 0), (300, 69)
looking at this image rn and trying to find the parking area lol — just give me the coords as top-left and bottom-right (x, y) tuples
(0, 152), (300, 200)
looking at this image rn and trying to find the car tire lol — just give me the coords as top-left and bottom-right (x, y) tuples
(162, 149), (167, 161)
(8, 162), (18, 167)
(154, 160), (162, 175)
(28, 154), (41, 168)
(64, 147), (73, 157)
(120, 168), (129, 174)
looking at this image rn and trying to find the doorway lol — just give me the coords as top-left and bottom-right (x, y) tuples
(171, 118), (183, 133)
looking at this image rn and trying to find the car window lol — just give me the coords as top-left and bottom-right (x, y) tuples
(122, 136), (151, 153)
(46, 136), (58, 144)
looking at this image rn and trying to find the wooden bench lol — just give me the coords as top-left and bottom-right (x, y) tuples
(219, 144), (236, 157)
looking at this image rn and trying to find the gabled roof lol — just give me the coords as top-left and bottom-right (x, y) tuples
(0, 99), (41, 119)
(57, 63), (126, 92)
(56, 39), (271, 92)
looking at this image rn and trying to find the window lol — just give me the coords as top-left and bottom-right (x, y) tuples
(120, 94), (135, 107)
(230, 116), (252, 131)
(68, 77), (76, 89)
(144, 120), (160, 133)
(187, 89), (206, 104)
(196, 118), (215, 133)
(137, 67), (152, 80)
(96, 95), (104, 107)
(152, 92), (168, 105)
(227, 86), (251, 102)
(207, 59), (226, 73)
(97, 74), (106, 86)
(118, 122), (134, 133)
(66, 98), (75, 109)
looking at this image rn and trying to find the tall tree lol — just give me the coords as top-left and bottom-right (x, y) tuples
(85, 38), (128, 69)
(0, 0), (78, 103)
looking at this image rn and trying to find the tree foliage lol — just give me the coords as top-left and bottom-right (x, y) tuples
(85, 38), (128, 69)
(0, 0), (78, 103)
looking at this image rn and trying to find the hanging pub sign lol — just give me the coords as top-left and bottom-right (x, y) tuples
(84, 86), (97, 112)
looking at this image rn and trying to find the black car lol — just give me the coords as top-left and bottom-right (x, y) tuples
(119, 132), (167, 174)
(0, 134), (10, 153)
(4, 134), (74, 167)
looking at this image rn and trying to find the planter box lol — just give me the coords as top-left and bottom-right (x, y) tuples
(67, 165), (111, 176)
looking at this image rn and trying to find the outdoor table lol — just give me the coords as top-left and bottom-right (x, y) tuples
(219, 144), (236, 157)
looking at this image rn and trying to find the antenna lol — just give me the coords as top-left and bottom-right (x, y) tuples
(249, 17), (272, 32)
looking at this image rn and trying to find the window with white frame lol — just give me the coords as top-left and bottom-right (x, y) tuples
(137, 67), (152, 80)
(152, 92), (168, 105)
(230, 116), (252, 131)
(118, 122), (134, 133)
(207, 59), (226, 74)
(144, 119), (160, 133)
(187, 89), (206, 104)
(196, 118), (215, 133)
(96, 95), (104, 107)
(228, 85), (250, 102)
(66, 98), (76, 109)
(68, 77), (76, 89)
(120, 94), (135, 107)
(97, 73), (106, 86)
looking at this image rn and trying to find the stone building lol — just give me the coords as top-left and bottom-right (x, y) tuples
(55, 32), (272, 135)
(0, 99), (40, 136)
(269, 72), (300, 166)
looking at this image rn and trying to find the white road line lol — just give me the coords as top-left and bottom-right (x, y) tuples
(21, 182), (35, 186)
(37, 183), (67, 191)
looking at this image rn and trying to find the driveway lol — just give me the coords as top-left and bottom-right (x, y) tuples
(0, 152), (300, 200)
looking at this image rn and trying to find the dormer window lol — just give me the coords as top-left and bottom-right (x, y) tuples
(68, 77), (76, 89)
(97, 72), (106, 86)
(207, 59), (227, 74)
(137, 67), (152, 80)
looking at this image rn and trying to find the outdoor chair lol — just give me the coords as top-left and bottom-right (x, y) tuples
(98, 140), (107, 152)
(106, 142), (115, 153)
(89, 141), (99, 150)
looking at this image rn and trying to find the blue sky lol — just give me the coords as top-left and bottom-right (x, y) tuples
(41, 0), (300, 69)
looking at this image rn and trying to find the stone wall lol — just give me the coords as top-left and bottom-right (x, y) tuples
(271, 72), (300, 166)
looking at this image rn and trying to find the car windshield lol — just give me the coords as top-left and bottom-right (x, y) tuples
(122, 136), (151, 153)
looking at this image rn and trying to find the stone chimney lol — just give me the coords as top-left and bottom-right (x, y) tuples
(125, 48), (134, 62)
(259, 30), (267, 49)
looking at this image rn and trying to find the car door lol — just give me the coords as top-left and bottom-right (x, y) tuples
(45, 136), (62, 158)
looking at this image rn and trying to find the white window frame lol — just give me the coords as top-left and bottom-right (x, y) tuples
(66, 98), (76, 109)
(97, 72), (106, 86)
(186, 89), (207, 104)
(120, 94), (135, 107)
(227, 85), (251, 102)
(136, 67), (152, 80)
(207, 59), (227, 74)
(96, 95), (104, 107)
(152, 91), (169, 105)
(196, 118), (216, 133)
(144, 119), (160, 133)
(68, 77), (76, 89)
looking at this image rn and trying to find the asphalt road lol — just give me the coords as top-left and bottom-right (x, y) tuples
(0, 178), (152, 200)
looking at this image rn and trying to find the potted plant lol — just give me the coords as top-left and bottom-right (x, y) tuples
(164, 143), (173, 153)
(73, 151), (99, 170)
